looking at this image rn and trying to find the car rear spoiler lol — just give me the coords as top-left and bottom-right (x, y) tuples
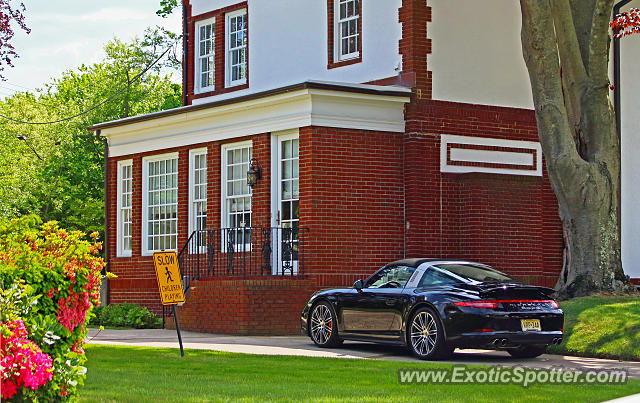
(478, 284), (556, 299)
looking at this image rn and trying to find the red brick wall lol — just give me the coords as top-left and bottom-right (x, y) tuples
(402, 100), (563, 287)
(166, 277), (316, 335)
(299, 126), (406, 279)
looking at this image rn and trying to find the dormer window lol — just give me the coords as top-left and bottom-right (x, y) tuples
(195, 17), (215, 93)
(336, 0), (360, 61)
(327, 0), (362, 69)
(226, 9), (248, 87)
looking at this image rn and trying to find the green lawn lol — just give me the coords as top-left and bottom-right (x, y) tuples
(547, 295), (640, 360)
(80, 345), (639, 403)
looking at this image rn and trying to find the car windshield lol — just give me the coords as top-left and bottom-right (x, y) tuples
(434, 264), (514, 283)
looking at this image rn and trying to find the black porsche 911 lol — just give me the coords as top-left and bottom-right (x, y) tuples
(301, 259), (564, 360)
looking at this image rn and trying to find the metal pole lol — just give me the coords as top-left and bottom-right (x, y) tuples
(172, 304), (184, 357)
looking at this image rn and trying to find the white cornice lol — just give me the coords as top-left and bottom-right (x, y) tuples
(102, 88), (410, 157)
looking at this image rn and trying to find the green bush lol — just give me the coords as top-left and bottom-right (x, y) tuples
(89, 303), (162, 329)
(0, 215), (105, 401)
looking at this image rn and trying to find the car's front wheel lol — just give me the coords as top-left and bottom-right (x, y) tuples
(507, 345), (547, 358)
(407, 307), (451, 360)
(309, 301), (342, 347)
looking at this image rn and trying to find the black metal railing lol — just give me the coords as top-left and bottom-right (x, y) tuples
(177, 226), (308, 280)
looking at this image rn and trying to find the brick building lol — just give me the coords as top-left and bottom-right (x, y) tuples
(89, 0), (637, 335)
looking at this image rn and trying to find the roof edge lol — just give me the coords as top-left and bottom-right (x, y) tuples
(87, 80), (412, 132)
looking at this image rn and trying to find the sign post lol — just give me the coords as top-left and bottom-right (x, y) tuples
(152, 251), (185, 357)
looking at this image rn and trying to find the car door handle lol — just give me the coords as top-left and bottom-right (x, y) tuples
(385, 298), (395, 306)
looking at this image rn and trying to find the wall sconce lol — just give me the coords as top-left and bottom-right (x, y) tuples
(247, 158), (262, 187)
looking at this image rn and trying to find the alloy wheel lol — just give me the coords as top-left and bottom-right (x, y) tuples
(310, 304), (333, 345)
(410, 311), (438, 356)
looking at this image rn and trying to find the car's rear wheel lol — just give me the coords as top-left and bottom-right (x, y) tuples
(508, 345), (547, 358)
(309, 301), (342, 347)
(407, 307), (451, 360)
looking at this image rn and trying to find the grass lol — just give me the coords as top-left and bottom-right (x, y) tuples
(547, 295), (640, 360)
(80, 344), (640, 403)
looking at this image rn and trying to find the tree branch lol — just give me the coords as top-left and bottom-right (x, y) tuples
(520, 0), (586, 185)
(551, 0), (588, 155)
(569, 0), (597, 69)
(583, 0), (617, 160)
(589, 0), (615, 83)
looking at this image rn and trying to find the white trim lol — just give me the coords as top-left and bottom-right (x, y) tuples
(195, 17), (216, 94)
(226, 8), (248, 87)
(102, 88), (409, 157)
(189, 148), (208, 253)
(116, 159), (133, 257)
(141, 152), (179, 256)
(450, 148), (534, 166)
(440, 134), (543, 177)
(272, 130), (300, 275)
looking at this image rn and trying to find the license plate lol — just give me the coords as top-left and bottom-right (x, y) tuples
(521, 319), (541, 331)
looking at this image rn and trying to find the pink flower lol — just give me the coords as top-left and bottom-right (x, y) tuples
(1, 320), (53, 399)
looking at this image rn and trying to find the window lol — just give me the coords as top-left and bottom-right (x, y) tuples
(335, 0), (360, 61)
(189, 149), (207, 251)
(226, 9), (247, 87)
(366, 266), (415, 288)
(418, 268), (458, 287)
(222, 142), (252, 247)
(142, 154), (178, 255)
(117, 160), (133, 257)
(195, 18), (216, 92)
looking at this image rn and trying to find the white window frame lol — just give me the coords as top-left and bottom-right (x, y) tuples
(225, 9), (248, 87)
(116, 159), (133, 257)
(195, 17), (216, 93)
(221, 141), (252, 250)
(141, 152), (179, 256)
(334, 0), (360, 61)
(270, 131), (300, 275)
(189, 148), (208, 253)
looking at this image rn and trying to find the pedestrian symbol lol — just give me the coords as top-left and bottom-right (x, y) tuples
(152, 251), (185, 305)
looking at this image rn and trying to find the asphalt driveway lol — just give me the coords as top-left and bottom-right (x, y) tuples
(86, 328), (640, 379)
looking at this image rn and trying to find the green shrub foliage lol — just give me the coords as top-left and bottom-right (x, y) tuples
(0, 215), (105, 401)
(89, 303), (162, 329)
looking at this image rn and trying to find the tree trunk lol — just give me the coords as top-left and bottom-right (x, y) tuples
(520, 0), (636, 298)
(554, 162), (631, 298)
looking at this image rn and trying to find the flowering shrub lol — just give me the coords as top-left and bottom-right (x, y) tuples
(611, 7), (640, 38)
(1, 320), (54, 400)
(0, 215), (105, 401)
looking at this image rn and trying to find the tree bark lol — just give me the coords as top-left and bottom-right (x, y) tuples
(520, 0), (636, 298)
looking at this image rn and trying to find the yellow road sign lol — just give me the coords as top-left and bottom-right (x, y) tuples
(153, 251), (185, 305)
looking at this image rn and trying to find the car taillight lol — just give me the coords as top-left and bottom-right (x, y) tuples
(455, 300), (559, 309)
(454, 300), (499, 308)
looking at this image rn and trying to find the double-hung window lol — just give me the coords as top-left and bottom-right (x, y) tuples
(196, 17), (215, 92)
(226, 9), (247, 87)
(222, 142), (252, 249)
(189, 149), (207, 252)
(142, 154), (178, 254)
(336, 0), (360, 61)
(117, 160), (133, 257)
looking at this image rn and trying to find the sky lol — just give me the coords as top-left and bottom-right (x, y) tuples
(0, 0), (182, 98)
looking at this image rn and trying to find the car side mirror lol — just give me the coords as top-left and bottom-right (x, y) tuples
(353, 279), (363, 292)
